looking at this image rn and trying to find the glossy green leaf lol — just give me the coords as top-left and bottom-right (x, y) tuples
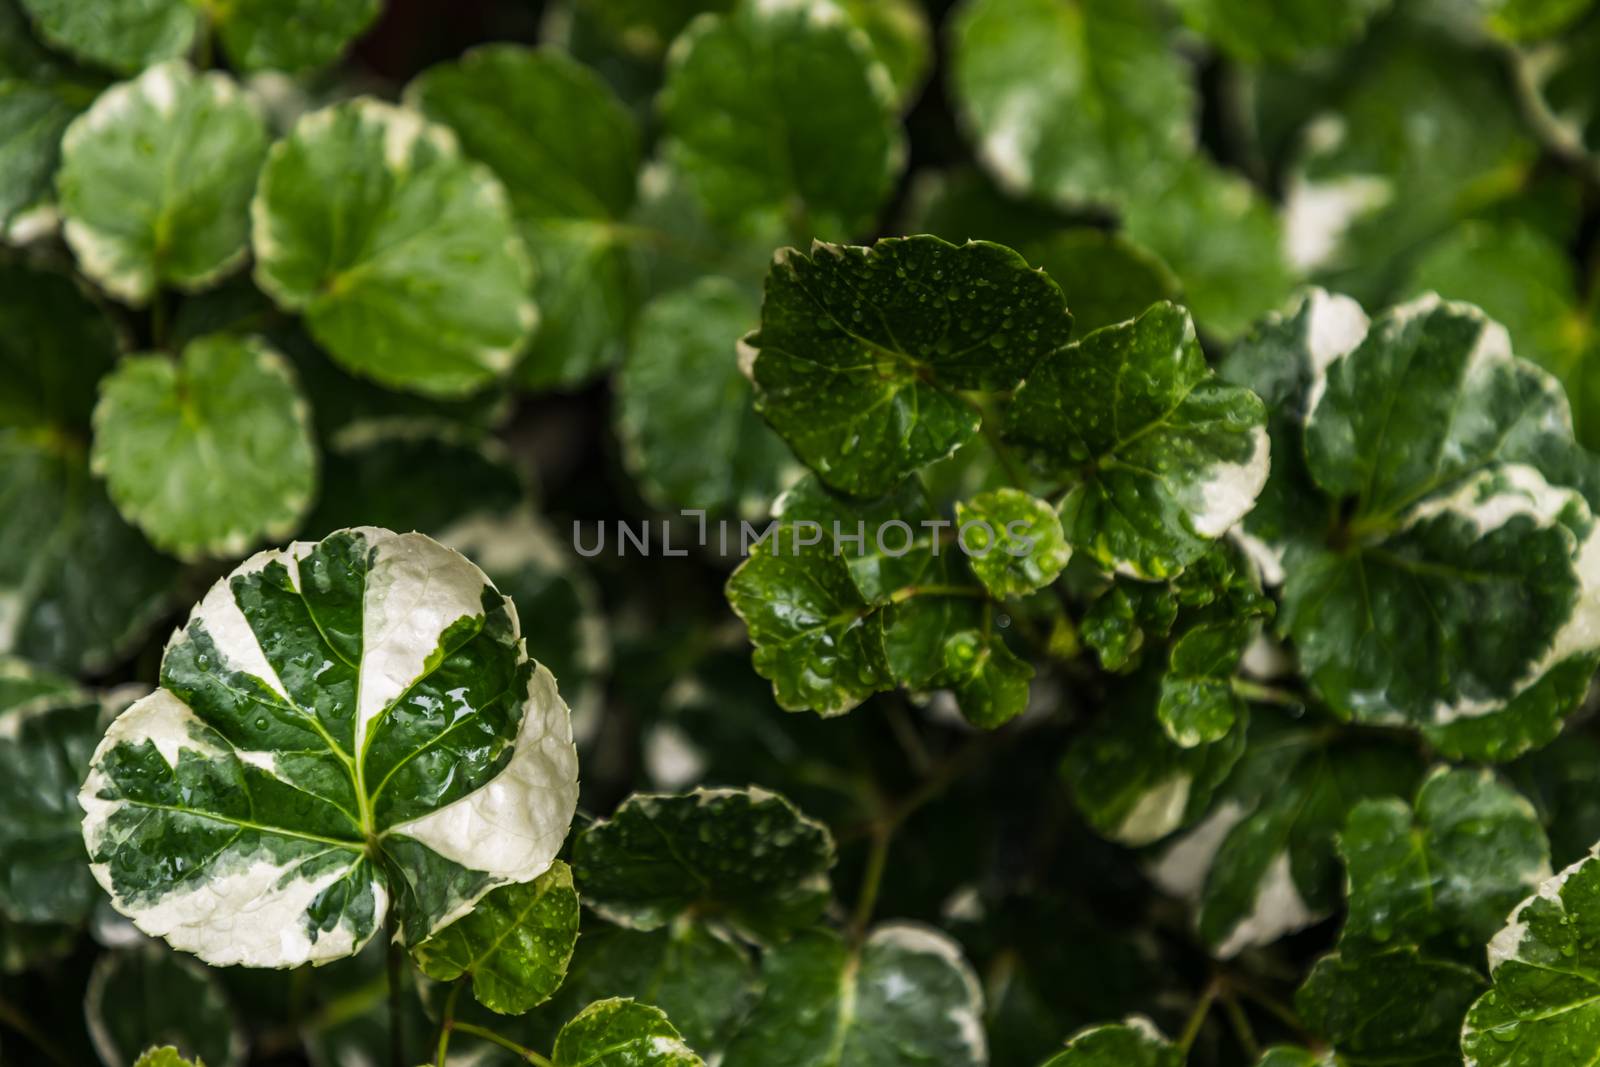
(553, 998), (704, 1067)
(746, 235), (1072, 497)
(408, 45), (642, 389)
(1463, 850), (1600, 1064)
(0, 681), (101, 924)
(1254, 1048), (1333, 1067)
(87, 945), (244, 1067)
(1283, 295), (1600, 759)
(79, 526), (580, 966)
(1005, 302), (1269, 578)
(722, 924), (986, 1067)
(1298, 946), (1483, 1067)
(210, 0), (381, 74)
(57, 62), (268, 306)
(955, 489), (1070, 599)
(573, 787), (833, 944)
(1122, 160), (1297, 341)
(18, 0), (200, 75)
(658, 0), (904, 240)
(252, 98), (536, 398)
(1480, 0), (1596, 38)
(1339, 766), (1549, 954)
(616, 278), (793, 515)
(941, 627), (1033, 728)
(0, 74), (96, 233)
(412, 861), (580, 1015)
(1039, 1019), (1181, 1067)
(1157, 618), (1254, 747)
(1147, 712), (1421, 957)
(1174, 0), (1389, 61)
(950, 0), (1193, 208)
(91, 334), (316, 560)
(132, 1049), (205, 1067)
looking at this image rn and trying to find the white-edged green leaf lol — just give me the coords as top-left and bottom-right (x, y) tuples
(408, 44), (642, 390)
(18, 0), (200, 75)
(659, 0), (905, 240)
(1040, 1018), (1181, 1067)
(411, 861), (579, 1015)
(1157, 619), (1255, 747)
(1283, 295), (1600, 759)
(1005, 302), (1270, 579)
(90, 334), (316, 561)
(1297, 946), (1483, 1067)
(955, 488), (1070, 599)
(572, 787), (833, 944)
(950, 0), (1194, 208)
(722, 923), (986, 1067)
(78, 526), (580, 967)
(554, 998), (704, 1067)
(1174, 0), (1389, 61)
(1338, 766), (1550, 954)
(252, 98), (536, 398)
(615, 277), (793, 515)
(745, 235), (1073, 498)
(1463, 849), (1600, 1064)
(0, 680), (101, 924)
(1147, 713), (1421, 957)
(87, 944), (244, 1067)
(57, 61), (268, 306)
(836, 0), (930, 109)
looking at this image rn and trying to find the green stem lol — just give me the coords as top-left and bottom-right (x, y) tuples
(435, 981), (463, 1067)
(1230, 678), (1304, 707)
(1177, 981), (1219, 1054)
(850, 825), (892, 943)
(386, 913), (405, 1067)
(451, 1022), (554, 1066)
(1219, 986), (1261, 1061)
(887, 583), (987, 604)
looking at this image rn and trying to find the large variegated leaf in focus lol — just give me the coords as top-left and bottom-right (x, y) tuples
(17, 0), (378, 75)
(949, 0), (1193, 209)
(1005, 302), (1270, 579)
(1280, 295), (1600, 760)
(0, 661), (102, 926)
(56, 62), (269, 306)
(1146, 711), (1420, 958)
(722, 924), (986, 1067)
(745, 235), (1072, 498)
(1040, 1019), (1181, 1066)
(78, 526), (580, 967)
(91, 334), (316, 561)
(554, 998), (704, 1067)
(1462, 850), (1600, 1064)
(252, 99), (536, 398)
(658, 0), (904, 240)
(408, 45), (642, 390)
(573, 788), (833, 944)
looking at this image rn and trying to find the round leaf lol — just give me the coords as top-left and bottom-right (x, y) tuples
(1041, 1019), (1181, 1067)
(58, 62), (268, 306)
(252, 98), (536, 398)
(211, 0), (381, 74)
(1173, 0), (1390, 61)
(18, 0), (199, 75)
(554, 998), (704, 1067)
(659, 0), (904, 239)
(1298, 947), (1483, 1067)
(955, 488), (1070, 599)
(79, 527), (580, 967)
(572, 787), (834, 944)
(91, 334), (316, 561)
(411, 861), (580, 1016)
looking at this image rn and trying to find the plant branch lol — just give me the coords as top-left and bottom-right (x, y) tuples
(1499, 39), (1600, 190)
(850, 822), (892, 942)
(435, 980), (463, 1067)
(1177, 979), (1220, 1053)
(386, 910), (405, 1067)
(450, 1022), (554, 1066)
(1219, 984), (1261, 1060)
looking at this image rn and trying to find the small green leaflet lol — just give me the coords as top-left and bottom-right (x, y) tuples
(1005, 302), (1269, 579)
(659, 0), (904, 240)
(950, 0), (1193, 209)
(722, 924), (986, 1067)
(133, 1049), (205, 1067)
(408, 45), (643, 390)
(745, 235), (1072, 498)
(553, 998), (704, 1067)
(252, 99), (536, 398)
(0, 669), (101, 925)
(1173, 0), (1390, 61)
(412, 861), (580, 1015)
(1298, 946), (1484, 1067)
(955, 488), (1070, 599)
(572, 788), (833, 944)
(615, 278), (793, 515)
(1461, 850), (1600, 1064)
(79, 527), (580, 967)
(1157, 617), (1255, 747)
(18, 0), (378, 74)
(1145, 712), (1420, 957)
(87, 944), (245, 1067)
(1281, 294), (1600, 759)
(91, 334), (317, 561)
(1338, 766), (1549, 954)
(56, 61), (268, 306)
(941, 626), (1033, 728)
(1039, 1018), (1181, 1067)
